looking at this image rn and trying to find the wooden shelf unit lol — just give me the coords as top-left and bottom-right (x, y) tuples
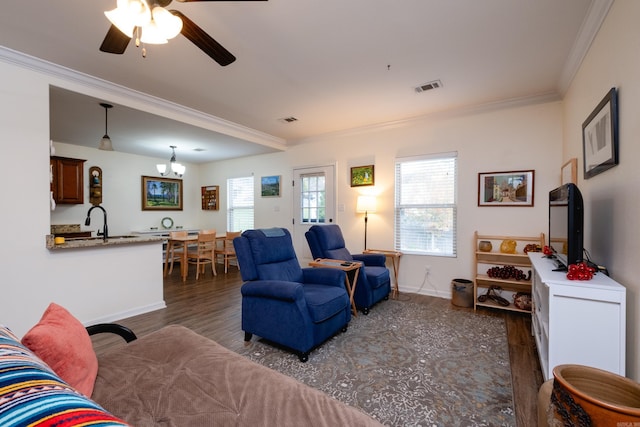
(473, 231), (545, 314)
(201, 185), (219, 210)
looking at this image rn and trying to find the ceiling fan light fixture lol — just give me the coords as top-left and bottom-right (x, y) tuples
(100, 0), (238, 67)
(104, 7), (136, 37)
(124, 0), (151, 27)
(140, 19), (169, 44)
(152, 7), (183, 40)
(105, 0), (151, 35)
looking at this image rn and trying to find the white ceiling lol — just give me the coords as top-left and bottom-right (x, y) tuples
(0, 0), (609, 163)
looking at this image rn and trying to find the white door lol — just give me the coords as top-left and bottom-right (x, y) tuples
(292, 164), (336, 263)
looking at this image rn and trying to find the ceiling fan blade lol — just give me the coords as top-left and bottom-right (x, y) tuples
(170, 10), (236, 66)
(99, 25), (131, 54)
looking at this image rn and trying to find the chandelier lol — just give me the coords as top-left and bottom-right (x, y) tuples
(105, 0), (183, 56)
(157, 145), (185, 177)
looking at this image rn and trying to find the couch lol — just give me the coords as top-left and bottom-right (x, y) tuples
(1, 319), (382, 426)
(234, 228), (352, 362)
(305, 224), (391, 314)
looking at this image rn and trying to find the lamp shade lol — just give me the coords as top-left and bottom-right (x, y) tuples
(140, 19), (169, 44)
(105, 0), (151, 37)
(171, 162), (185, 176)
(98, 135), (114, 151)
(152, 7), (183, 39)
(356, 195), (376, 213)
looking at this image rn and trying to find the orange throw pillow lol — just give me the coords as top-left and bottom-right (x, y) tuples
(21, 302), (98, 397)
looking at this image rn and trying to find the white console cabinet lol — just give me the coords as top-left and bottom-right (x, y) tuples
(529, 252), (626, 380)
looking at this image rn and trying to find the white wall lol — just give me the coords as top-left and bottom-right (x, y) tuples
(0, 60), (165, 337)
(201, 101), (563, 299)
(561, 0), (640, 380)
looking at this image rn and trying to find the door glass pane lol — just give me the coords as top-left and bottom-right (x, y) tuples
(300, 173), (326, 223)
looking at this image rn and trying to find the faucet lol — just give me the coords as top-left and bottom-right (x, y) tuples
(85, 205), (108, 240)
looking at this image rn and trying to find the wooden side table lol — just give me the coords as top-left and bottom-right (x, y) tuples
(309, 258), (362, 316)
(364, 249), (403, 299)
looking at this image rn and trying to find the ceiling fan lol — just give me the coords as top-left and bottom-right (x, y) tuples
(99, 0), (267, 66)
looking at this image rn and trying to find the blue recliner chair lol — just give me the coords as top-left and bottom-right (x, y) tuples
(233, 228), (351, 362)
(305, 224), (391, 315)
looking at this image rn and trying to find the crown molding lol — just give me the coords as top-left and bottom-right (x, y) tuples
(0, 46), (286, 150)
(557, 0), (614, 95)
(292, 92), (561, 145)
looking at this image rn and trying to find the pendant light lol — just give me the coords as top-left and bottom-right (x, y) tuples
(98, 103), (114, 151)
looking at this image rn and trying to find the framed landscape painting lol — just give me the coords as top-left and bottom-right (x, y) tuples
(350, 165), (375, 187)
(261, 175), (281, 197)
(478, 170), (534, 206)
(141, 176), (183, 210)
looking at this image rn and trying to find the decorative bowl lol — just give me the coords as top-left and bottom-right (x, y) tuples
(478, 240), (493, 252)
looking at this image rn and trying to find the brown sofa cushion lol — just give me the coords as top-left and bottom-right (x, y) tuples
(91, 325), (382, 427)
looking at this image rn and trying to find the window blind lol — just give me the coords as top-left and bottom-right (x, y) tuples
(394, 152), (457, 256)
(227, 176), (254, 232)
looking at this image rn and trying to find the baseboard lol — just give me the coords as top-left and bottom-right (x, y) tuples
(83, 301), (166, 326)
(399, 285), (450, 299)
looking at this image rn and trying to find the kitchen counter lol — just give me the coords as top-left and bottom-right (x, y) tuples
(46, 234), (165, 250)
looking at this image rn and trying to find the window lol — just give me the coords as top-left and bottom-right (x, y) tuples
(227, 176), (254, 232)
(300, 173), (326, 223)
(395, 152), (457, 256)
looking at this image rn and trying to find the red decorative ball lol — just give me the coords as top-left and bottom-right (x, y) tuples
(566, 261), (596, 280)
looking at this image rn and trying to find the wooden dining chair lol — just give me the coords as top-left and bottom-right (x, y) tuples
(215, 231), (242, 273)
(164, 230), (188, 277)
(187, 231), (217, 279)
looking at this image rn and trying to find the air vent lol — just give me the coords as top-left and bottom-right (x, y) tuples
(278, 117), (298, 124)
(415, 80), (442, 93)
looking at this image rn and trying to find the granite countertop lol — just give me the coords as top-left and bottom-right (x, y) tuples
(51, 224), (82, 234)
(46, 233), (165, 250)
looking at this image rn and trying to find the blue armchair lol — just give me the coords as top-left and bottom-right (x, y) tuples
(233, 228), (351, 362)
(305, 224), (391, 315)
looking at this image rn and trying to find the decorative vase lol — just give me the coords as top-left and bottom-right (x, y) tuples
(500, 239), (517, 254)
(549, 364), (640, 426)
(478, 240), (492, 252)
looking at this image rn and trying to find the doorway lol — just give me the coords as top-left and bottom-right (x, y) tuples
(292, 164), (336, 262)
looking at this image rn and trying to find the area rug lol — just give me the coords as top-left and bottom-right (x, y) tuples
(235, 297), (515, 426)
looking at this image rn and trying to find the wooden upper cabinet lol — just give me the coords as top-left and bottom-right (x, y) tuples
(51, 156), (86, 204)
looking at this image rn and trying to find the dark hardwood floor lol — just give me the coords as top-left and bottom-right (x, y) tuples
(91, 264), (544, 427)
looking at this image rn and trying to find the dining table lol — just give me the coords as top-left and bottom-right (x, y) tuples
(164, 233), (226, 282)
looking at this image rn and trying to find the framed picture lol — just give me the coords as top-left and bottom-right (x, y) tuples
(478, 170), (535, 206)
(582, 87), (619, 179)
(261, 175), (281, 197)
(561, 158), (577, 185)
(350, 165), (375, 187)
(141, 176), (183, 210)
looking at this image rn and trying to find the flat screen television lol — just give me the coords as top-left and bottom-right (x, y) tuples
(548, 183), (584, 271)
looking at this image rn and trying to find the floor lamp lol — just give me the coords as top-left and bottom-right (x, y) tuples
(356, 195), (377, 250)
